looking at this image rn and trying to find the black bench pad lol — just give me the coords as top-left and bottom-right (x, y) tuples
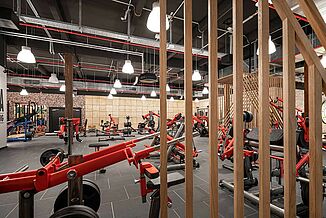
(246, 128), (283, 146)
(147, 172), (185, 190)
(88, 142), (110, 148)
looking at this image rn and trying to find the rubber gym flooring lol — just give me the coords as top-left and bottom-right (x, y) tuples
(0, 134), (325, 218)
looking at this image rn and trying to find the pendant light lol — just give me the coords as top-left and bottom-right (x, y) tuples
(192, 70), (201, 81)
(166, 84), (171, 92)
(194, 98), (199, 103)
(141, 95), (147, 100)
(256, 35), (276, 55)
(20, 88), (28, 96)
(321, 54), (326, 68)
(122, 9), (134, 74)
(169, 96), (174, 101)
(17, 46), (36, 63)
(48, 73), (59, 83)
(202, 87), (209, 94)
(113, 79), (122, 88)
(146, 2), (170, 33)
(179, 95), (183, 100)
(255, 0), (272, 7)
(110, 88), (117, 95)
(59, 84), (66, 92)
(108, 93), (113, 99)
(150, 90), (157, 97)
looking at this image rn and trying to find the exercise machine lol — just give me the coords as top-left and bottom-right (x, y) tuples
(57, 117), (83, 143)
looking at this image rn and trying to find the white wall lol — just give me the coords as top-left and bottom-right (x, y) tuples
(0, 66), (7, 149)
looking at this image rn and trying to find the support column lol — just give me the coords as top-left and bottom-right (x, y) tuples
(283, 19), (296, 218)
(184, 0), (193, 217)
(0, 35), (7, 149)
(64, 53), (73, 144)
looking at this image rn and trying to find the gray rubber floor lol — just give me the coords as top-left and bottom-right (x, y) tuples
(0, 134), (324, 217)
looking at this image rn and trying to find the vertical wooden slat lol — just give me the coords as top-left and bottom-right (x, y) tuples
(64, 53), (73, 143)
(184, 0), (193, 217)
(208, 0), (218, 217)
(159, 0), (168, 217)
(303, 62), (309, 117)
(282, 18), (296, 218)
(223, 84), (230, 118)
(232, 0), (244, 217)
(308, 65), (322, 218)
(258, 0), (270, 217)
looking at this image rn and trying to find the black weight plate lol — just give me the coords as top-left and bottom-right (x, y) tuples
(54, 179), (101, 213)
(300, 181), (309, 206)
(40, 148), (65, 166)
(50, 205), (99, 218)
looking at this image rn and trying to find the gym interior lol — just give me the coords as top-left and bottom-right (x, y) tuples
(0, 0), (326, 217)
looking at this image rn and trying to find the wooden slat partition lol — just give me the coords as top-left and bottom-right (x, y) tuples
(232, 0), (244, 217)
(208, 0), (218, 217)
(223, 84), (230, 117)
(308, 65), (322, 218)
(64, 53), (73, 145)
(159, 0), (168, 217)
(282, 18), (296, 218)
(184, 0), (193, 217)
(257, 0), (270, 217)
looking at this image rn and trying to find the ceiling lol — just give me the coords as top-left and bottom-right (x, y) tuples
(0, 0), (323, 96)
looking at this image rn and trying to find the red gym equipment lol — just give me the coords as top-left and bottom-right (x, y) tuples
(57, 117), (83, 143)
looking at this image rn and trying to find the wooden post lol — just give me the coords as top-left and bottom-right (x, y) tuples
(258, 0), (270, 217)
(282, 19), (296, 218)
(232, 0), (244, 217)
(303, 62), (309, 117)
(308, 65), (322, 218)
(184, 0), (193, 217)
(223, 84), (230, 118)
(208, 0), (218, 217)
(64, 53), (73, 143)
(159, 0), (168, 217)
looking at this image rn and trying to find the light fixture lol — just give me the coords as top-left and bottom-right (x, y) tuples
(256, 35), (276, 55)
(150, 90), (157, 97)
(194, 98), (199, 103)
(141, 95), (147, 100)
(113, 79), (122, 88)
(146, 2), (170, 33)
(169, 96), (174, 101)
(20, 88), (28, 96)
(110, 88), (117, 95)
(321, 54), (326, 68)
(202, 87), (209, 94)
(166, 84), (170, 92)
(17, 46), (36, 63)
(108, 93), (113, 99)
(192, 69), (201, 81)
(179, 95), (183, 100)
(48, 73), (59, 83)
(255, 0), (272, 7)
(122, 60), (134, 74)
(59, 84), (66, 92)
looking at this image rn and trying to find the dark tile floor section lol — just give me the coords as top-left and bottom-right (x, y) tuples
(0, 135), (325, 217)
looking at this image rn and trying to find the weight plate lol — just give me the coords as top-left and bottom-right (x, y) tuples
(50, 205), (99, 218)
(54, 179), (101, 213)
(40, 148), (65, 166)
(300, 181), (309, 206)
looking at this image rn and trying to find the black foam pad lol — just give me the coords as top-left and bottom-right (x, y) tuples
(147, 172), (185, 190)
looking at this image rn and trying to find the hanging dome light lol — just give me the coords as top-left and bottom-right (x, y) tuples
(169, 96), (174, 101)
(321, 54), (326, 68)
(122, 60), (134, 74)
(194, 98), (199, 103)
(255, 0), (272, 7)
(150, 90), (157, 97)
(146, 2), (170, 33)
(202, 87), (209, 94)
(192, 69), (201, 81)
(110, 88), (117, 95)
(20, 88), (28, 96)
(166, 84), (171, 92)
(141, 95), (147, 100)
(108, 93), (113, 99)
(17, 46), (36, 63)
(59, 84), (66, 92)
(179, 95), (183, 100)
(113, 79), (122, 88)
(48, 73), (59, 83)
(256, 35), (276, 55)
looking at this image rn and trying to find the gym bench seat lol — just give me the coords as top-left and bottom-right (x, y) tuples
(147, 172), (185, 190)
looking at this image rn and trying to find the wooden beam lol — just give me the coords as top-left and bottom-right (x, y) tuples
(272, 0), (326, 82)
(208, 0), (218, 217)
(303, 62), (309, 117)
(258, 0), (270, 217)
(308, 64), (323, 218)
(184, 0), (193, 217)
(159, 0), (168, 217)
(282, 18), (296, 218)
(64, 53), (73, 144)
(223, 84), (230, 117)
(232, 0), (244, 216)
